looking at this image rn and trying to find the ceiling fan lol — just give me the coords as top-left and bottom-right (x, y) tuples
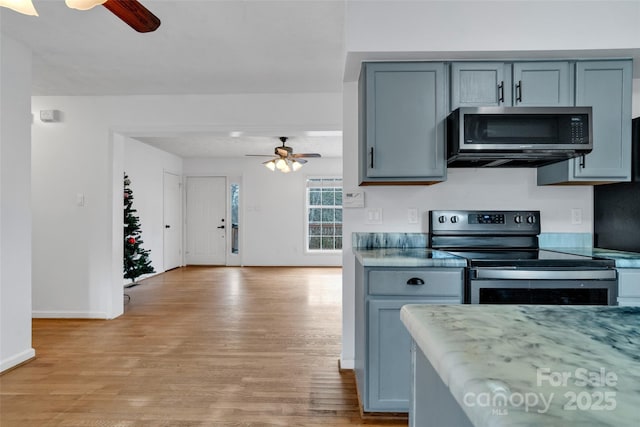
(1, 0), (161, 33)
(247, 137), (321, 173)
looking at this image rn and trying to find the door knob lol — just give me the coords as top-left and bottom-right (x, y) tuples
(217, 225), (225, 229)
(165, 225), (170, 229)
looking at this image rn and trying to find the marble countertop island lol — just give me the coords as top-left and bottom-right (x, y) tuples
(400, 305), (640, 427)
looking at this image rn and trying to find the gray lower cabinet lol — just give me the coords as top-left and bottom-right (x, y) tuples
(617, 268), (640, 306)
(450, 61), (572, 110)
(355, 262), (463, 413)
(359, 62), (447, 185)
(537, 59), (633, 184)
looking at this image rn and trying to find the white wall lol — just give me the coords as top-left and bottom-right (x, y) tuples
(346, 1), (639, 53)
(184, 156), (342, 266)
(340, 1), (640, 368)
(124, 137), (183, 280)
(31, 93), (342, 319)
(0, 36), (35, 372)
(344, 1), (640, 79)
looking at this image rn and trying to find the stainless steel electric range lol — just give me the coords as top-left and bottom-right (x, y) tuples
(429, 210), (617, 305)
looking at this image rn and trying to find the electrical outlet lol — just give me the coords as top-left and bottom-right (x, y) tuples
(408, 208), (418, 224)
(571, 208), (582, 225)
(365, 208), (383, 225)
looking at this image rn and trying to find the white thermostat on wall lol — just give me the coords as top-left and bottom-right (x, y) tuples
(343, 190), (365, 208)
(40, 110), (61, 123)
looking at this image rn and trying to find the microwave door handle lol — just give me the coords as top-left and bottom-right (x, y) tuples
(498, 82), (504, 104)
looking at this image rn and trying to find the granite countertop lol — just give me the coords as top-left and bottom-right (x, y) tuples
(353, 247), (467, 268)
(351, 232), (640, 268)
(541, 247), (640, 268)
(400, 304), (640, 427)
(352, 232), (468, 268)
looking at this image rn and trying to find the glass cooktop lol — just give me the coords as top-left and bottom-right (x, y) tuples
(444, 249), (616, 268)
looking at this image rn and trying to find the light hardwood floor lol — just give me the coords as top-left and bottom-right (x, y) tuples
(0, 266), (407, 426)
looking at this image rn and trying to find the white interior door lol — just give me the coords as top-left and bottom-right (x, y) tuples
(163, 171), (182, 270)
(186, 176), (227, 265)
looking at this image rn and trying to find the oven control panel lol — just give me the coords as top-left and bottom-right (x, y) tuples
(430, 210), (540, 234)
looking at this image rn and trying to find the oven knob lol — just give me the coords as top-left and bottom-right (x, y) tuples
(438, 215), (447, 223)
(450, 216), (458, 223)
(527, 215), (536, 224)
(514, 215), (523, 224)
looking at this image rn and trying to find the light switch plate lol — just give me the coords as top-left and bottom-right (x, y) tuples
(365, 208), (383, 224)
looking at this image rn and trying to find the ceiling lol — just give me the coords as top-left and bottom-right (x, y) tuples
(1, 0), (345, 158)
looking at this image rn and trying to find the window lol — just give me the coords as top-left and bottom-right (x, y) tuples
(306, 177), (342, 252)
(230, 183), (239, 254)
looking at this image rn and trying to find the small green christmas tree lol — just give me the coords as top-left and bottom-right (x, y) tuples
(124, 173), (155, 285)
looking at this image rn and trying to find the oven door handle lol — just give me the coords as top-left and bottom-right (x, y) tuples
(471, 268), (617, 280)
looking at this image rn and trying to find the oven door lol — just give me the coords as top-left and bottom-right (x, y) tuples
(468, 267), (618, 305)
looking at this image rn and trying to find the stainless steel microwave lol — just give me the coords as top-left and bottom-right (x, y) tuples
(447, 106), (593, 167)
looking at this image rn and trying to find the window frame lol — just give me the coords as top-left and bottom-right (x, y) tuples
(305, 176), (343, 254)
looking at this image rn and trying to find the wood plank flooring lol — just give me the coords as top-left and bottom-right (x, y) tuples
(0, 266), (407, 426)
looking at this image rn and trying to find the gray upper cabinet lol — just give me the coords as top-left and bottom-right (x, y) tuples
(512, 62), (573, 107)
(450, 61), (572, 110)
(450, 62), (510, 109)
(359, 62), (447, 185)
(537, 59), (632, 185)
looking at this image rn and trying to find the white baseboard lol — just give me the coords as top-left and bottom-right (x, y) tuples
(32, 311), (109, 319)
(340, 358), (355, 370)
(0, 348), (36, 373)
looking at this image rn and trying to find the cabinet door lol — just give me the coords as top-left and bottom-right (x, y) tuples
(367, 299), (417, 411)
(537, 60), (632, 185)
(512, 62), (572, 106)
(360, 62), (446, 184)
(617, 268), (640, 306)
(367, 299), (457, 411)
(572, 60), (632, 180)
(450, 62), (509, 109)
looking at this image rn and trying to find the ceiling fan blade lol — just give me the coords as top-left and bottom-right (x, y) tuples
(245, 154), (276, 157)
(294, 158), (308, 164)
(292, 153), (321, 158)
(102, 0), (161, 33)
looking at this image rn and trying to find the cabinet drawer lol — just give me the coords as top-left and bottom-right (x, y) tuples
(618, 269), (640, 298)
(368, 269), (463, 297)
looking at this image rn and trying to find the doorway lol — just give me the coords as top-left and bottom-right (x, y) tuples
(163, 171), (183, 270)
(185, 176), (227, 265)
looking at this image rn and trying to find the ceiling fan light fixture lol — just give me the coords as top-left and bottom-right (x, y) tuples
(275, 158), (288, 171)
(0, 0), (39, 16)
(263, 160), (276, 171)
(292, 160), (303, 171)
(65, 0), (107, 11)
